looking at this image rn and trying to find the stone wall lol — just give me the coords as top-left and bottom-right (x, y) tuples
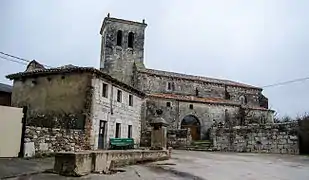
(25, 126), (88, 156)
(167, 129), (191, 148)
(140, 129), (191, 148)
(136, 70), (263, 107)
(211, 122), (299, 154)
(91, 77), (143, 149)
(11, 73), (91, 115)
(143, 97), (274, 141)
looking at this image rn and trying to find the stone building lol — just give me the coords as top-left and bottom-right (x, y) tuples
(99, 15), (274, 143)
(6, 61), (144, 154)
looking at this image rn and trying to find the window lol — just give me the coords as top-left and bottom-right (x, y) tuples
(116, 30), (122, 46)
(189, 104), (193, 109)
(102, 83), (108, 98)
(167, 82), (175, 91)
(129, 94), (133, 106)
(128, 32), (134, 48)
(166, 102), (171, 107)
(128, 125), (132, 138)
(167, 82), (172, 90)
(115, 123), (121, 138)
(224, 85), (230, 100)
(117, 90), (122, 102)
(195, 87), (199, 96)
(239, 95), (247, 105)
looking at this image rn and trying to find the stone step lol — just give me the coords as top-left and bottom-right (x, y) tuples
(191, 140), (212, 146)
(177, 147), (215, 152)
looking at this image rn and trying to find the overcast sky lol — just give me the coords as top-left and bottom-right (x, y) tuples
(0, 0), (308, 117)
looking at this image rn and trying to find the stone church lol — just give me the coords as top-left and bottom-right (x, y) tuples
(99, 14), (274, 143)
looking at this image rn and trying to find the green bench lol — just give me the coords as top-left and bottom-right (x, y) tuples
(109, 138), (134, 150)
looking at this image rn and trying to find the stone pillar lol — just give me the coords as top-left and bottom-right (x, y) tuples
(150, 110), (168, 150)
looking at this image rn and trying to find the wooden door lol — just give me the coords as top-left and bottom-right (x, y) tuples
(190, 126), (200, 140)
(182, 125), (200, 140)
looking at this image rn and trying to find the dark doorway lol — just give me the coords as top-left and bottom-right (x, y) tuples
(98, 120), (107, 149)
(181, 115), (201, 140)
(128, 125), (132, 138)
(116, 123), (121, 138)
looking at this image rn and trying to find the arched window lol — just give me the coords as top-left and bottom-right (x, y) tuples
(117, 30), (122, 46)
(128, 32), (134, 48)
(239, 95), (247, 105)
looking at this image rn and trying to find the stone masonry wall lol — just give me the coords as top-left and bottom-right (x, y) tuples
(140, 129), (191, 148)
(136, 71), (263, 107)
(100, 17), (146, 85)
(167, 129), (191, 148)
(91, 77), (143, 149)
(142, 97), (274, 143)
(211, 122), (299, 154)
(25, 126), (88, 156)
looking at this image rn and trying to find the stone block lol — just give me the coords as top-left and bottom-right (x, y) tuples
(39, 143), (49, 151)
(280, 149), (287, 154)
(289, 135), (298, 140)
(54, 152), (92, 176)
(24, 142), (35, 157)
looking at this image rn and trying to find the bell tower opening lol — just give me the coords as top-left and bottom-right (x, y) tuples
(99, 14), (147, 85)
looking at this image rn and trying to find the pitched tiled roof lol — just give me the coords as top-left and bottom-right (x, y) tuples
(6, 66), (145, 97)
(148, 93), (271, 111)
(0, 83), (12, 93)
(138, 68), (262, 90)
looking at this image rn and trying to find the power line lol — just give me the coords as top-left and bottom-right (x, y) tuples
(0, 51), (52, 68)
(1, 51), (308, 88)
(262, 77), (309, 88)
(0, 51), (30, 63)
(0, 56), (28, 65)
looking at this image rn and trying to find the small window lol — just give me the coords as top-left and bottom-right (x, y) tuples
(128, 125), (132, 138)
(167, 82), (172, 90)
(116, 123), (121, 138)
(189, 104), (193, 109)
(102, 83), (108, 98)
(195, 87), (199, 96)
(128, 32), (134, 48)
(166, 102), (171, 107)
(167, 82), (175, 91)
(224, 85), (230, 100)
(239, 95), (247, 105)
(117, 30), (122, 46)
(117, 90), (122, 102)
(129, 94), (133, 106)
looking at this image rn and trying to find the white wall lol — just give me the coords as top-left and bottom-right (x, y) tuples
(91, 78), (143, 149)
(0, 106), (23, 157)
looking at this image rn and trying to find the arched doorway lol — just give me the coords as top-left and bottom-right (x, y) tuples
(181, 115), (201, 140)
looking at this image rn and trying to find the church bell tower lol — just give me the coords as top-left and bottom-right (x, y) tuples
(100, 13), (147, 85)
